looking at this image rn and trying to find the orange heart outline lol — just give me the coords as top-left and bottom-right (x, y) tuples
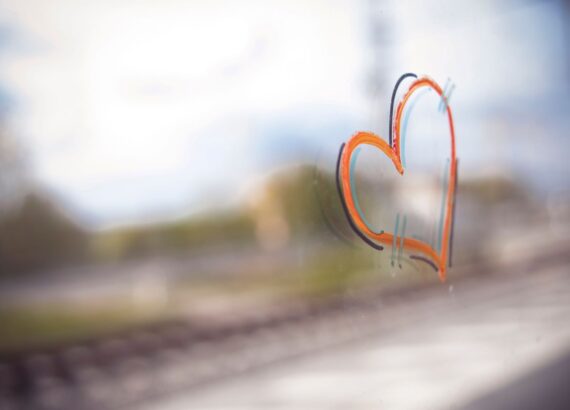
(338, 76), (457, 282)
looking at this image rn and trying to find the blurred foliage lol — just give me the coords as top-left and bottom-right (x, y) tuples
(298, 246), (375, 297)
(1, 162), (340, 275)
(0, 193), (89, 275)
(0, 128), (28, 213)
(92, 164), (336, 261)
(0, 301), (165, 353)
(264, 165), (332, 237)
(0, 148), (534, 279)
(93, 211), (257, 261)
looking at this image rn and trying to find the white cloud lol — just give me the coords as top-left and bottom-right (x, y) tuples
(1, 0), (369, 226)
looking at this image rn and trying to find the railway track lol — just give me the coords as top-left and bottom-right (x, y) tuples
(1, 242), (569, 410)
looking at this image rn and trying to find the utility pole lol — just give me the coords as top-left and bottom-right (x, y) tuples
(366, 0), (391, 135)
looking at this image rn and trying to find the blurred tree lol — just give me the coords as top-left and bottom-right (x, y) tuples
(92, 210), (257, 261)
(266, 165), (330, 237)
(0, 193), (89, 275)
(0, 129), (89, 276)
(0, 128), (28, 213)
(92, 164), (333, 261)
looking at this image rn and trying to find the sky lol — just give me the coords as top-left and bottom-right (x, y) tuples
(0, 0), (568, 228)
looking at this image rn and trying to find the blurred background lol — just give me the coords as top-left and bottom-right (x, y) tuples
(0, 0), (569, 409)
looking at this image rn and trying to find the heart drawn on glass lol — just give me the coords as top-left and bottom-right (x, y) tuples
(336, 74), (458, 282)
